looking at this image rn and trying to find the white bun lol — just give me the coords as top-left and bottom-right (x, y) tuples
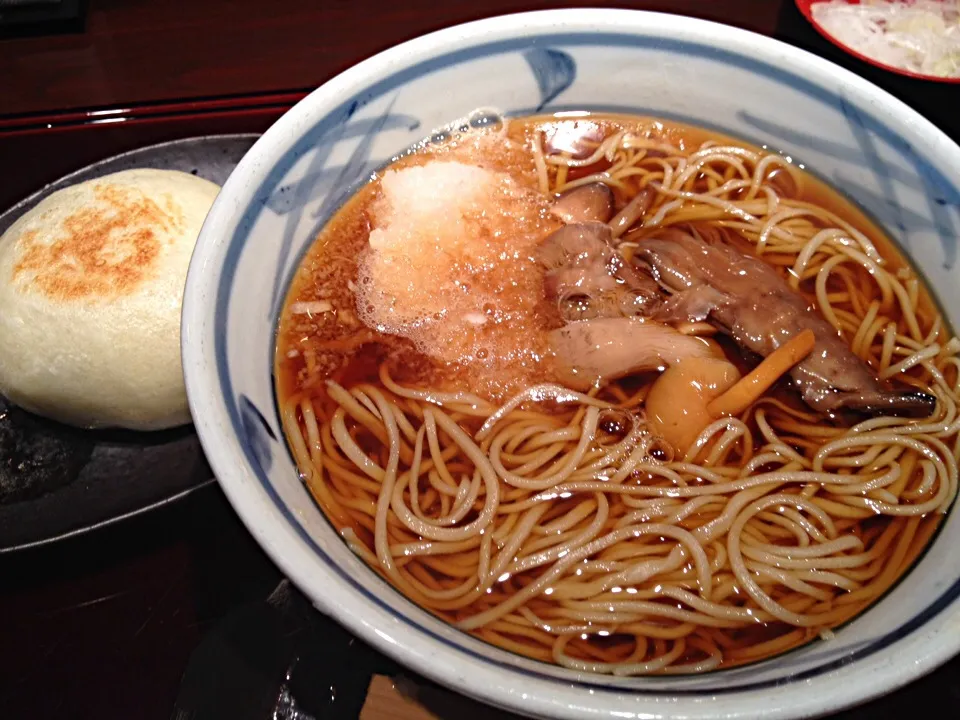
(0, 168), (220, 430)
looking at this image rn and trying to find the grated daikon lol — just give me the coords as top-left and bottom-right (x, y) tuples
(811, 0), (960, 78)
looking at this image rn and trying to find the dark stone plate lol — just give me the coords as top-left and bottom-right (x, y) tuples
(0, 134), (258, 551)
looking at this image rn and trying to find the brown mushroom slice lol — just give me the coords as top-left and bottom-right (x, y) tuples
(550, 183), (615, 224)
(537, 223), (660, 320)
(609, 188), (654, 239)
(549, 317), (715, 391)
(639, 225), (936, 417)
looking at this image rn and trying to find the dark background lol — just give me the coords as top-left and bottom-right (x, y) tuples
(1, 1), (958, 718)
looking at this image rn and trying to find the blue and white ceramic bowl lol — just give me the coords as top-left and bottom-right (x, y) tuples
(182, 10), (960, 719)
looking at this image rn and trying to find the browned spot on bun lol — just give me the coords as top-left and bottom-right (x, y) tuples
(12, 183), (185, 301)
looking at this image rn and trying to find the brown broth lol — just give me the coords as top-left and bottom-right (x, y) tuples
(277, 114), (944, 403)
(275, 113), (950, 673)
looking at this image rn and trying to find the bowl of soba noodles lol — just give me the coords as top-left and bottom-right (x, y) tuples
(181, 8), (960, 719)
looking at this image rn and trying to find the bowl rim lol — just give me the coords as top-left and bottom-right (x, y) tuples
(183, 8), (960, 719)
(795, 0), (960, 85)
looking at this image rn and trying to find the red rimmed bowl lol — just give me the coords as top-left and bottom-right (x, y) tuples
(796, 0), (960, 84)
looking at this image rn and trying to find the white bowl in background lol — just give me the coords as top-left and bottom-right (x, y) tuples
(182, 9), (960, 719)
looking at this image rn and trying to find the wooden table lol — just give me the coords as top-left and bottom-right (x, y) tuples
(1, 2), (958, 718)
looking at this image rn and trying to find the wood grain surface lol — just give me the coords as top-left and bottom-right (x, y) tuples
(0, 0), (781, 117)
(361, 675), (528, 720)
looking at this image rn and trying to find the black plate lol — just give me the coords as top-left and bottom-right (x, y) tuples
(0, 134), (258, 552)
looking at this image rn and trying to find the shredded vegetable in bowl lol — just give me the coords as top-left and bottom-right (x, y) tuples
(811, 0), (960, 78)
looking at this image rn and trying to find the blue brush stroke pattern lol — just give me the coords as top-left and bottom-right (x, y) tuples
(832, 173), (931, 235)
(523, 48), (576, 111)
(901, 142), (960, 270)
(267, 99), (359, 319)
(267, 100), (421, 318)
(239, 394), (277, 473)
(311, 95), (403, 221)
(264, 114), (420, 215)
(739, 110), (918, 186)
(739, 105), (960, 269)
(840, 98), (907, 237)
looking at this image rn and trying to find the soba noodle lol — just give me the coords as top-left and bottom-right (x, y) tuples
(276, 115), (958, 674)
